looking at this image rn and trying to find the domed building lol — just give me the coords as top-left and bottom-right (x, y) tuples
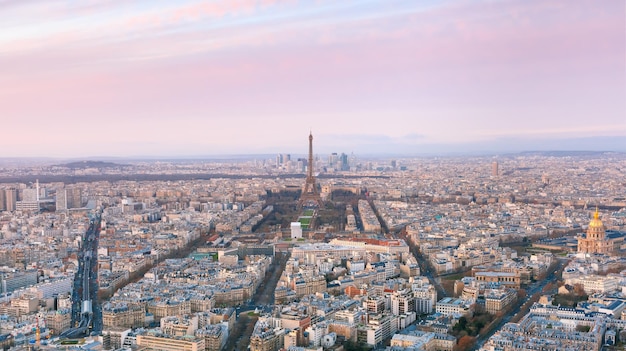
(577, 208), (613, 254)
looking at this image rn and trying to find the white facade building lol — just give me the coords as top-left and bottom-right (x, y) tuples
(291, 222), (302, 239)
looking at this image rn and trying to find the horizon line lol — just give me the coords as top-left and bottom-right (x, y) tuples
(0, 150), (624, 161)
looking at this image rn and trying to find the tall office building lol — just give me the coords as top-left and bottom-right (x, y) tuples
(4, 189), (16, 212)
(276, 153), (291, 167)
(349, 153), (357, 170)
(276, 154), (282, 167)
(491, 161), (499, 177)
(22, 188), (38, 202)
(56, 189), (68, 211)
(340, 153), (349, 171)
(0, 189), (5, 211)
(67, 187), (82, 209)
(329, 153), (338, 167)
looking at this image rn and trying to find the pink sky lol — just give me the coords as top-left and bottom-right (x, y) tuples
(1, 0), (624, 157)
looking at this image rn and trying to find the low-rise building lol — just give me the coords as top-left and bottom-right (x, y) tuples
(435, 297), (471, 316)
(484, 288), (517, 314)
(474, 271), (521, 289)
(137, 331), (205, 351)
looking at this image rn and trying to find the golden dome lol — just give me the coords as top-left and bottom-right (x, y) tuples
(588, 208), (604, 228)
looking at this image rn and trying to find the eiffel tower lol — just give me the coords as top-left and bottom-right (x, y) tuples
(300, 132), (322, 207)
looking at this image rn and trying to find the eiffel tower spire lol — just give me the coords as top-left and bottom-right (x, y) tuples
(300, 131), (322, 207)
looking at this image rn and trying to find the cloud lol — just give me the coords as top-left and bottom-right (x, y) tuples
(0, 0), (623, 157)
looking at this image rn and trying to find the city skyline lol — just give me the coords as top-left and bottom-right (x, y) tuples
(2, 0), (625, 157)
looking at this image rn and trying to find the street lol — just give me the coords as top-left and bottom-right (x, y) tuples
(472, 258), (567, 350)
(223, 251), (289, 351)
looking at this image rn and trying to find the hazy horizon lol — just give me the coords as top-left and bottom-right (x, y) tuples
(2, 0), (624, 157)
(0, 135), (624, 163)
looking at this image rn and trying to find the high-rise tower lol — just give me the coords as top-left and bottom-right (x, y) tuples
(300, 132), (322, 207)
(56, 189), (68, 211)
(0, 189), (5, 211)
(307, 133), (314, 180)
(4, 189), (16, 212)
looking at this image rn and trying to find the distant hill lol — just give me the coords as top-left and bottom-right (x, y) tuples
(55, 160), (126, 169)
(514, 150), (621, 157)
